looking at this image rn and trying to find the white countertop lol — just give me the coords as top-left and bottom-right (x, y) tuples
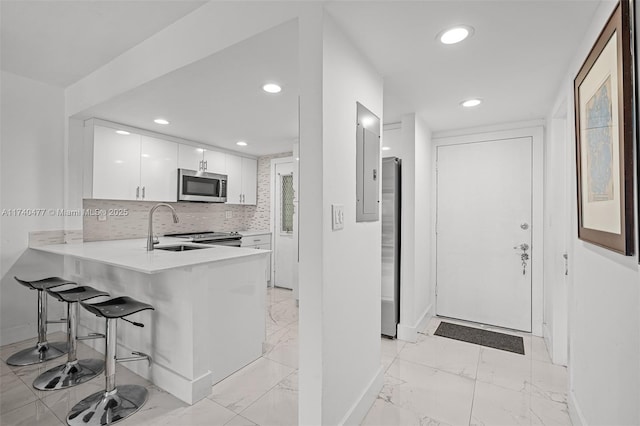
(31, 237), (271, 274)
(238, 230), (271, 237)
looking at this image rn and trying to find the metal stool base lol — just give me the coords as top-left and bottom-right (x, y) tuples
(33, 358), (104, 390)
(6, 341), (68, 366)
(67, 384), (148, 426)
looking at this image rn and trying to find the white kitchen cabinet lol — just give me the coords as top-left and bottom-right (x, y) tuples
(92, 125), (177, 202)
(93, 126), (142, 200)
(242, 157), (257, 205)
(140, 135), (178, 202)
(226, 154), (257, 205)
(241, 232), (271, 283)
(204, 150), (225, 174)
(178, 144), (205, 171)
(178, 144), (226, 174)
(225, 154), (242, 204)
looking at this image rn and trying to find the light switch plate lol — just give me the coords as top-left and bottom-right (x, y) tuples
(332, 204), (344, 231)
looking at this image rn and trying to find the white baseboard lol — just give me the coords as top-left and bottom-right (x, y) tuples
(569, 390), (587, 426)
(542, 323), (553, 357)
(78, 324), (209, 404)
(125, 353), (212, 405)
(340, 366), (384, 425)
(0, 323), (65, 346)
(397, 304), (432, 343)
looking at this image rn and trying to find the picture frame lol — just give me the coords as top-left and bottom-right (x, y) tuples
(574, 0), (635, 255)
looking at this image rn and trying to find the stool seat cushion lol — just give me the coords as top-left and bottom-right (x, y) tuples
(80, 296), (154, 319)
(47, 285), (109, 303)
(14, 276), (76, 290)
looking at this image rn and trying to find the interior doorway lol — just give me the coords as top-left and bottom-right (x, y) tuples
(436, 137), (534, 332)
(272, 158), (295, 289)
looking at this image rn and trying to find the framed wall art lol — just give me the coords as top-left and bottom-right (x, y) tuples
(574, 0), (635, 255)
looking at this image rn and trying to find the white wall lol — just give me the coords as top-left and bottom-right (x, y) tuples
(413, 116), (433, 335)
(0, 71), (66, 344)
(543, 113), (569, 366)
(382, 114), (434, 343)
(319, 13), (384, 424)
(297, 5), (325, 424)
(546, 1), (640, 424)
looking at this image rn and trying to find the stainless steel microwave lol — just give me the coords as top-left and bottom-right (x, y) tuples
(178, 168), (227, 202)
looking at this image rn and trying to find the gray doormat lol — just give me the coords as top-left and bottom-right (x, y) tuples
(434, 321), (525, 355)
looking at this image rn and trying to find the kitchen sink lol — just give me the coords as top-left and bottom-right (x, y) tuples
(155, 244), (213, 252)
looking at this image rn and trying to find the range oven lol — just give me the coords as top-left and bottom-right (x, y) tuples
(178, 168), (227, 202)
(164, 231), (241, 247)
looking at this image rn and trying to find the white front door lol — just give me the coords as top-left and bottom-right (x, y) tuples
(274, 161), (294, 289)
(436, 137), (533, 332)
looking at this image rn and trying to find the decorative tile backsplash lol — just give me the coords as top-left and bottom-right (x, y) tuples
(83, 152), (292, 242)
(29, 229), (83, 247)
(246, 152), (293, 231)
(83, 199), (249, 242)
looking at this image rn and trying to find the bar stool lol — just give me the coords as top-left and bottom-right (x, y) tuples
(67, 296), (154, 426)
(6, 276), (74, 366)
(33, 285), (109, 390)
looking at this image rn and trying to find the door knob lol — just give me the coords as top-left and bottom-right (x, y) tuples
(520, 223), (529, 230)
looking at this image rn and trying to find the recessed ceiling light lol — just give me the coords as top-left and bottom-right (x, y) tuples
(382, 146), (391, 151)
(262, 83), (282, 94)
(236, 141), (248, 146)
(154, 118), (170, 125)
(438, 25), (474, 45)
(461, 98), (482, 108)
(115, 130), (130, 135)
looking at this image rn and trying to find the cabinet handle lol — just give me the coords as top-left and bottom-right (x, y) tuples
(242, 194), (245, 203)
(142, 186), (145, 199)
(204, 160), (208, 170)
(199, 160), (203, 171)
(136, 186), (140, 199)
(239, 194), (242, 203)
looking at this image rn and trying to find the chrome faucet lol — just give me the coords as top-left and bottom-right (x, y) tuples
(147, 203), (179, 251)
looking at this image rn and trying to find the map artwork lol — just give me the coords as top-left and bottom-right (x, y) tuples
(585, 76), (614, 203)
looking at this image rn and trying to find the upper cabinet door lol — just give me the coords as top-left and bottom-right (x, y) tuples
(226, 154), (243, 204)
(203, 150), (226, 174)
(242, 157), (257, 205)
(93, 126), (141, 200)
(140, 136), (178, 202)
(178, 144), (204, 171)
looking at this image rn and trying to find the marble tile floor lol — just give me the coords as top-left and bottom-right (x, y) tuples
(0, 289), (570, 425)
(364, 317), (572, 425)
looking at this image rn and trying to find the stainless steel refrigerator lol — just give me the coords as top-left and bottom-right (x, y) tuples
(381, 157), (401, 338)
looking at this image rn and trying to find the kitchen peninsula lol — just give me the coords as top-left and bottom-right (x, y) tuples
(32, 237), (270, 405)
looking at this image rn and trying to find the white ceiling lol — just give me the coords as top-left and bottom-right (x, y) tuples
(2, 1), (602, 155)
(327, 1), (601, 132)
(0, 0), (206, 87)
(78, 20), (299, 157)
